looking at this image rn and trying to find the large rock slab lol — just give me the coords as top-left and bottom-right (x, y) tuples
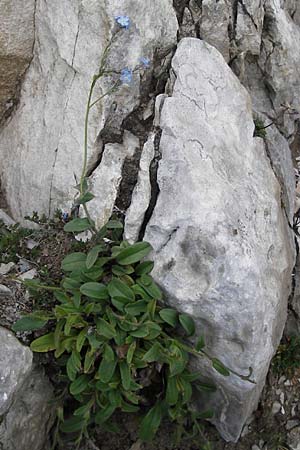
(141, 38), (295, 441)
(0, 326), (54, 450)
(0, 327), (32, 414)
(0, 0), (177, 223)
(0, 0), (35, 122)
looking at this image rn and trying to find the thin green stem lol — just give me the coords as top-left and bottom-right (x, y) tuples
(89, 82), (119, 109)
(78, 34), (119, 233)
(9, 277), (63, 292)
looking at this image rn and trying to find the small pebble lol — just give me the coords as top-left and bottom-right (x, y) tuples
(280, 392), (285, 404)
(0, 284), (12, 297)
(0, 262), (15, 275)
(25, 239), (39, 250)
(18, 268), (37, 280)
(272, 401), (281, 415)
(286, 420), (300, 431)
(279, 375), (286, 384)
(284, 379), (292, 386)
(292, 404), (297, 416)
(17, 259), (32, 273)
(251, 445), (260, 450)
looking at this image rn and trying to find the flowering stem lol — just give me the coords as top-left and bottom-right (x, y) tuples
(89, 82), (119, 109)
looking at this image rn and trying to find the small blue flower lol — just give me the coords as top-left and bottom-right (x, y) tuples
(115, 15), (130, 29)
(120, 68), (133, 85)
(140, 57), (150, 68)
(62, 212), (69, 222)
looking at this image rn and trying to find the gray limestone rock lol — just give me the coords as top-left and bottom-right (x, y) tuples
(125, 133), (156, 243)
(0, 0), (35, 122)
(0, 0), (178, 223)
(0, 327), (32, 415)
(200, 0), (231, 62)
(143, 38), (295, 441)
(0, 327), (54, 450)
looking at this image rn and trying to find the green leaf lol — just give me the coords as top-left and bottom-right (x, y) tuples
(181, 371), (202, 382)
(96, 318), (116, 339)
(126, 341), (136, 365)
(169, 345), (188, 376)
(61, 252), (87, 272)
(137, 277), (162, 300)
(62, 277), (81, 290)
(116, 242), (152, 266)
(159, 308), (178, 328)
(112, 265), (134, 276)
(108, 390), (122, 407)
(135, 261), (154, 276)
(106, 220), (123, 229)
(97, 357), (117, 384)
(139, 402), (163, 441)
(12, 316), (48, 332)
(166, 376), (179, 406)
(95, 403), (116, 424)
(108, 278), (135, 302)
(86, 245), (104, 270)
(67, 351), (81, 381)
(80, 282), (108, 300)
(130, 326), (149, 338)
(121, 401), (139, 413)
(75, 192), (95, 205)
(70, 374), (90, 395)
(195, 335), (205, 351)
(54, 319), (65, 348)
(119, 361), (131, 391)
(30, 333), (55, 352)
(64, 314), (83, 336)
(64, 218), (91, 233)
(104, 344), (115, 362)
(84, 350), (96, 373)
(179, 377), (192, 403)
(179, 314), (195, 336)
(125, 300), (148, 316)
(74, 398), (94, 418)
(60, 416), (87, 433)
(83, 266), (104, 281)
(144, 321), (162, 340)
(197, 410), (214, 419)
(76, 328), (87, 353)
(143, 343), (161, 363)
(195, 382), (217, 393)
(212, 358), (230, 377)
(54, 291), (70, 303)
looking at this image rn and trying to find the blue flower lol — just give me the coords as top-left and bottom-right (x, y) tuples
(120, 68), (133, 85)
(140, 57), (150, 68)
(62, 212), (69, 221)
(115, 15), (130, 29)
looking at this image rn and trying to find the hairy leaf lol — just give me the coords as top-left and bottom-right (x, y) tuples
(116, 242), (152, 266)
(179, 314), (195, 336)
(30, 332), (55, 352)
(64, 218), (91, 233)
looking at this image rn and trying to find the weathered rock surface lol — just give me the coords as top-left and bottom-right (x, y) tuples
(141, 38), (295, 441)
(0, 0), (177, 222)
(0, 327), (54, 450)
(0, 0), (35, 122)
(0, 327), (32, 414)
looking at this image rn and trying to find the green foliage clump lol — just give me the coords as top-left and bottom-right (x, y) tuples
(272, 335), (300, 376)
(253, 117), (267, 139)
(0, 220), (32, 263)
(13, 221), (229, 448)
